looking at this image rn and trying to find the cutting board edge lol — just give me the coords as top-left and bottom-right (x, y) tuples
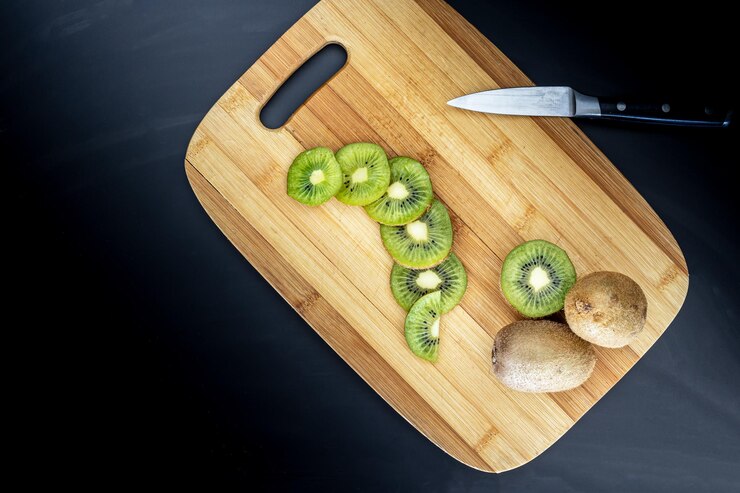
(183, 160), (507, 472)
(413, 0), (688, 276)
(183, 155), (690, 474)
(182, 160), (538, 474)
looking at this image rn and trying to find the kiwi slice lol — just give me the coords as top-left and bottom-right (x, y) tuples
(364, 157), (433, 225)
(286, 147), (342, 206)
(335, 143), (391, 206)
(391, 252), (467, 313)
(500, 239), (576, 318)
(405, 291), (442, 362)
(380, 199), (453, 269)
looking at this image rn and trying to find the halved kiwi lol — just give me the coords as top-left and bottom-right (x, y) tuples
(286, 147), (342, 206)
(391, 252), (467, 313)
(380, 199), (453, 268)
(405, 291), (442, 362)
(335, 143), (390, 206)
(364, 157), (433, 225)
(500, 239), (576, 318)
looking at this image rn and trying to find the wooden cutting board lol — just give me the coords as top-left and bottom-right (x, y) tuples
(184, 0), (688, 472)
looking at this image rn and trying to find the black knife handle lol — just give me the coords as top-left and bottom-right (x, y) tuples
(595, 98), (732, 127)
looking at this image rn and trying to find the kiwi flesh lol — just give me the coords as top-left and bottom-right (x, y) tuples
(564, 271), (647, 348)
(500, 239), (576, 318)
(364, 157), (433, 225)
(335, 143), (391, 206)
(391, 252), (467, 314)
(380, 199), (453, 269)
(286, 147), (342, 206)
(405, 291), (443, 362)
(492, 320), (596, 393)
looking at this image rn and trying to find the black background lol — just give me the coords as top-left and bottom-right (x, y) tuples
(3, 1), (739, 490)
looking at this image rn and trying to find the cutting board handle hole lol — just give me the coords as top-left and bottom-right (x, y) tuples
(259, 43), (347, 129)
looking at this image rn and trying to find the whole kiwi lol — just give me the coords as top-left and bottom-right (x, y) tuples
(564, 271), (647, 348)
(492, 320), (596, 393)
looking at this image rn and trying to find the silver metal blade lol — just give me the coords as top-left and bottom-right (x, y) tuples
(447, 86), (600, 118)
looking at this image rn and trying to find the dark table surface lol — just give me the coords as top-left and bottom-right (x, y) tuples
(3, 1), (739, 490)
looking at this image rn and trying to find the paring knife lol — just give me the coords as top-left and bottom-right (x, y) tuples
(447, 86), (733, 127)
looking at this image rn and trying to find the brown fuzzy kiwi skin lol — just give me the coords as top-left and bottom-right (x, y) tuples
(492, 320), (596, 393)
(564, 271), (648, 348)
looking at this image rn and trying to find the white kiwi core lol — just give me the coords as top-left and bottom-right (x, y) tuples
(309, 169), (325, 185)
(430, 318), (440, 339)
(406, 221), (428, 241)
(387, 181), (410, 200)
(529, 266), (551, 292)
(416, 271), (443, 290)
(351, 167), (368, 183)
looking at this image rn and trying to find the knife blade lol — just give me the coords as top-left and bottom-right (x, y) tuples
(447, 86), (732, 127)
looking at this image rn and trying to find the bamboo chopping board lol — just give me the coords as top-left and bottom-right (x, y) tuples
(184, 0), (688, 472)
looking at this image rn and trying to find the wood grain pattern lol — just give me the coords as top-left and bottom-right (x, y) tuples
(184, 0), (688, 472)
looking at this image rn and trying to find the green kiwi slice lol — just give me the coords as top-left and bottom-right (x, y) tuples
(335, 143), (391, 206)
(364, 157), (433, 225)
(380, 199), (453, 269)
(391, 253), (467, 313)
(405, 291), (442, 362)
(286, 147), (342, 206)
(500, 239), (577, 318)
